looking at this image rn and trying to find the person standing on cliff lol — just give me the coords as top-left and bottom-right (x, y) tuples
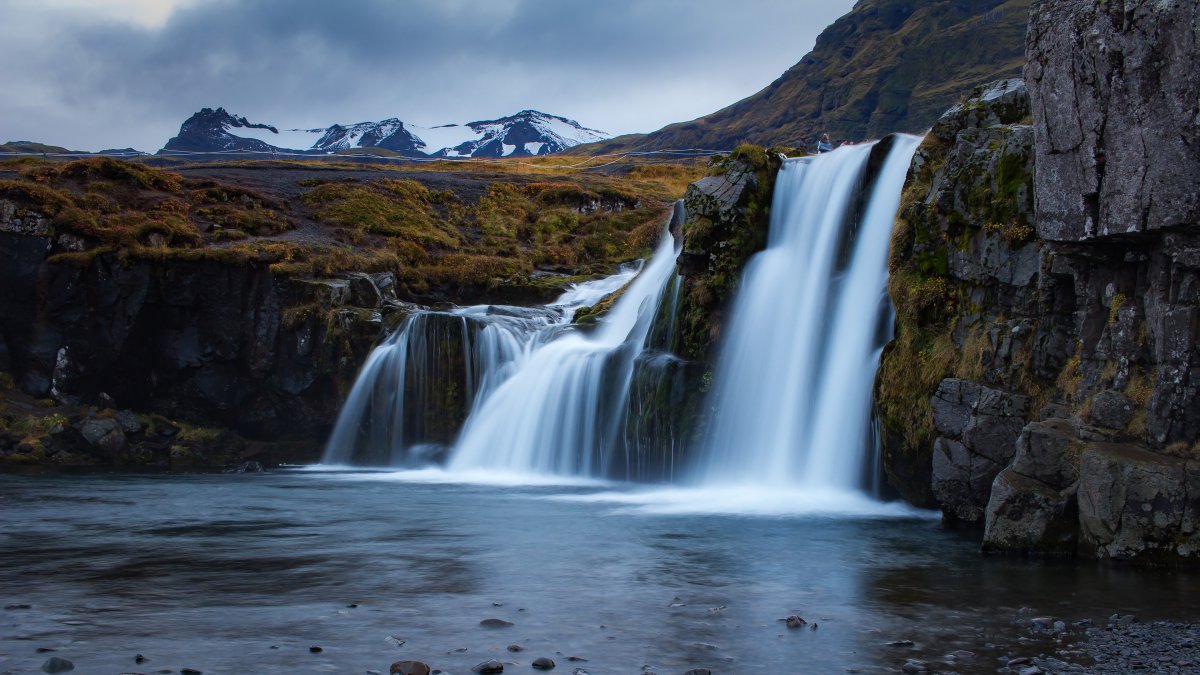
(817, 133), (833, 153)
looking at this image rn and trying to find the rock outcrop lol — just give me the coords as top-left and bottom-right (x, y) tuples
(879, 0), (1200, 563)
(0, 222), (402, 463)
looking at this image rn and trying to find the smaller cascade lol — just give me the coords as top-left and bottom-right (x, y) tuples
(447, 231), (681, 478)
(321, 265), (639, 466)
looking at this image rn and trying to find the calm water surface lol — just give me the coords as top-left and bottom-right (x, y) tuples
(2, 470), (1197, 674)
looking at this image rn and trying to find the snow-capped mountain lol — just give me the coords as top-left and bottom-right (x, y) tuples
(160, 107), (608, 158)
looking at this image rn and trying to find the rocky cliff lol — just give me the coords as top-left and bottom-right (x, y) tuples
(878, 0), (1200, 563)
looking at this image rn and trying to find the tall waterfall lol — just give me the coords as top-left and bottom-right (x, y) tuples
(697, 135), (922, 490)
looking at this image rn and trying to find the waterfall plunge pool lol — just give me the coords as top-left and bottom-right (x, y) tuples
(3, 470), (1197, 674)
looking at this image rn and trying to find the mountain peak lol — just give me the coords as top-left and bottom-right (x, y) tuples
(160, 107), (610, 158)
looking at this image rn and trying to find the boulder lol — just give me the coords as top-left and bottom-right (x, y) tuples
(932, 437), (1004, 524)
(1077, 443), (1198, 560)
(931, 78), (1030, 143)
(982, 468), (1078, 554)
(1009, 419), (1080, 490)
(1089, 390), (1136, 430)
(78, 418), (127, 454)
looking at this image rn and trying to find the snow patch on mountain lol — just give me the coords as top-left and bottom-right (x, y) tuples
(161, 107), (609, 158)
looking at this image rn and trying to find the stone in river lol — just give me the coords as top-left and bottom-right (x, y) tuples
(480, 618), (514, 628)
(391, 661), (432, 675)
(784, 615), (807, 628)
(309, 645), (323, 653)
(901, 659), (929, 673)
(40, 657), (74, 673)
(532, 656), (556, 670)
(471, 659), (504, 674)
(506, 644), (525, 652)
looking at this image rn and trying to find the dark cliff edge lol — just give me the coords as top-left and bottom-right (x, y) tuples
(877, 0), (1200, 564)
(0, 158), (685, 470)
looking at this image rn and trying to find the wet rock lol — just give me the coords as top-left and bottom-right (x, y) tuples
(531, 656), (556, 670)
(682, 670), (712, 675)
(135, 654), (147, 663)
(479, 618), (514, 628)
(505, 644), (524, 652)
(1017, 666), (1043, 675)
(223, 460), (265, 474)
(390, 661), (431, 675)
(181, 669), (203, 675)
(4, 603), (31, 610)
(346, 273), (384, 308)
(41, 657), (74, 673)
(309, 645), (323, 653)
(901, 659), (928, 673)
(471, 659), (504, 674)
(784, 615), (807, 628)
(887, 640), (915, 648)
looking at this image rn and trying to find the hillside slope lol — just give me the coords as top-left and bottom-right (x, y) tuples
(586, 0), (1029, 153)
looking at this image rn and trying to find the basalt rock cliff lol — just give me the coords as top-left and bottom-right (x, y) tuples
(878, 0), (1200, 563)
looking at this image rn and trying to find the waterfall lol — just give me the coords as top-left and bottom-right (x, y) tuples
(325, 137), (920, 495)
(321, 262), (643, 466)
(696, 135), (922, 491)
(447, 231), (680, 477)
(322, 211), (682, 473)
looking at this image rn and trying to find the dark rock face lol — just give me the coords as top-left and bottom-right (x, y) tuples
(1027, 0), (1200, 241)
(931, 379), (1030, 524)
(881, 1), (1200, 562)
(0, 231), (399, 459)
(1077, 443), (1199, 560)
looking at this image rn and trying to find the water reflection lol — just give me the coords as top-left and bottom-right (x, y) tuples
(1, 472), (1197, 674)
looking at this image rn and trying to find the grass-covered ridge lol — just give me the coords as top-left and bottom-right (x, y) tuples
(0, 155), (704, 299)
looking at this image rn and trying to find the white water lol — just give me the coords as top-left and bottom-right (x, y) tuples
(448, 231), (681, 475)
(321, 262), (642, 466)
(697, 135), (922, 491)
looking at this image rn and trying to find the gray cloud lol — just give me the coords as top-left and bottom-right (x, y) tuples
(0, 0), (855, 151)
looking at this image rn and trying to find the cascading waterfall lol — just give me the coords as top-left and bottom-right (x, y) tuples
(322, 201), (684, 474)
(447, 231), (681, 477)
(321, 263), (641, 466)
(696, 135), (922, 491)
(325, 138), (920, 495)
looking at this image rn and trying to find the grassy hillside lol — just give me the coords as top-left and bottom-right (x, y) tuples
(0, 155), (704, 302)
(584, 0), (1029, 153)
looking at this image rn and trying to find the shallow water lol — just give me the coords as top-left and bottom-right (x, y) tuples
(2, 471), (1198, 674)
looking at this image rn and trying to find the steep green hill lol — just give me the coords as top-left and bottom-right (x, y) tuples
(587, 0), (1029, 153)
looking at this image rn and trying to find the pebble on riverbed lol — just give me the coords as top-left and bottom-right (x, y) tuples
(471, 659), (504, 673)
(479, 618), (514, 628)
(40, 657), (74, 673)
(390, 660), (431, 675)
(531, 656), (555, 670)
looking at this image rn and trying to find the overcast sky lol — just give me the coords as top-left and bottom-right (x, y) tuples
(0, 0), (857, 152)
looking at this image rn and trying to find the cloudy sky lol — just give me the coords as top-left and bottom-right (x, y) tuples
(0, 0), (857, 152)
